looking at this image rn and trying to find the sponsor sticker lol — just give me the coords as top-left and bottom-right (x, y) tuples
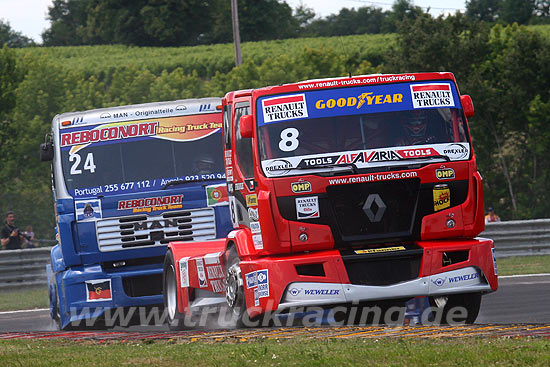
(436, 168), (455, 180)
(85, 279), (112, 302)
(355, 246), (406, 254)
(252, 234), (264, 250)
(206, 264), (224, 280)
(296, 196), (320, 219)
(196, 258), (207, 288)
(410, 83), (455, 108)
(254, 288), (260, 306)
(262, 94), (308, 123)
(245, 271), (258, 289)
(264, 159), (294, 176)
(433, 184), (451, 212)
(75, 199), (102, 221)
(256, 270), (269, 298)
(206, 184), (229, 206)
(211, 279), (224, 293)
(117, 194), (183, 213)
(291, 181), (312, 193)
(442, 143), (469, 160)
(431, 277), (446, 287)
(246, 194), (258, 207)
(250, 221), (261, 234)
(179, 257), (190, 288)
(248, 207), (259, 221)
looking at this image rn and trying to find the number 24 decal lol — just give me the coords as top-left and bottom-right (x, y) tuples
(69, 152), (96, 175)
(279, 127), (299, 152)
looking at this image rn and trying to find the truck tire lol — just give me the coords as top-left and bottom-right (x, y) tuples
(225, 246), (247, 328)
(430, 292), (482, 324)
(163, 250), (186, 330)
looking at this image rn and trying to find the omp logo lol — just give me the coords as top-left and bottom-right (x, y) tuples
(291, 181), (312, 193)
(133, 219), (179, 231)
(363, 194), (386, 222)
(436, 168), (455, 180)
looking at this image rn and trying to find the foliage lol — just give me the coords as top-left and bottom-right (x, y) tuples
(1, 25), (550, 239)
(0, 20), (34, 48)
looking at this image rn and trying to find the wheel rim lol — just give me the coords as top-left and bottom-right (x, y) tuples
(226, 264), (240, 309)
(165, 265), (177, 321)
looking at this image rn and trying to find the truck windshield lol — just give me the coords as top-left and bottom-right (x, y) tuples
(59, 113), (225, 197)
(256, 81), (470, 177)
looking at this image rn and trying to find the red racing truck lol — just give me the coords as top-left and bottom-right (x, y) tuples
(163, 72), (498, 328)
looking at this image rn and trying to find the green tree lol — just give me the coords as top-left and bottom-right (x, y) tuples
(500, 0), (535, 25)
(465, 0), (501, 22)
(42, 0), (89, 46)
(0, 20), (34, 47)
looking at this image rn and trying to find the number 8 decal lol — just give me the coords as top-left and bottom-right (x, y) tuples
(279, 127), (299, 152)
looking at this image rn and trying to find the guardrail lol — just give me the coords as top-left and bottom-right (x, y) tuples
(481, 219), (550, 258)
(0, 247), (51, 291)
(0, 220), (549, 290)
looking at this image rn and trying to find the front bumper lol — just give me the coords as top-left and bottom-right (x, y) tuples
(54, 263), (164, 328)
(239, 237), (497, 317)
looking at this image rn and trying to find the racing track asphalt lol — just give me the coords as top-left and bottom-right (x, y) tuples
(0, 274), (548, 334)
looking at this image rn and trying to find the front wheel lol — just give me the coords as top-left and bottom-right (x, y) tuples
(163, 250), (186, 330)
(430, 292), (482, 324)
(225, 247), (247, 328)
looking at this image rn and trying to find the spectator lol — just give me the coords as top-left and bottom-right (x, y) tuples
(1, 211), (24, 250)
(485, 207), (501, 223)
(23, 225), (35, 248)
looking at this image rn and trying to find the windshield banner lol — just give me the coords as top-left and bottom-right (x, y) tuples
(257, 81), (460, 126)
(61, 114), (222, 155)
(261, 143), (470, 178)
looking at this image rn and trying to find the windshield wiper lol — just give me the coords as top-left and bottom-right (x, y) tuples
(407, 154), (451, 162)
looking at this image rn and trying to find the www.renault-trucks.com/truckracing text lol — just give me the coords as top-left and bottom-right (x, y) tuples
(163, 72), (498, 328)
(40, 98), (233, 329)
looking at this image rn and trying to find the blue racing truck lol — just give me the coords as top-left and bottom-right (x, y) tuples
(40, 98), (232, 329)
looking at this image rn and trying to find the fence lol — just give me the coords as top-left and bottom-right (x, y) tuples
(0, 220), (549, 290)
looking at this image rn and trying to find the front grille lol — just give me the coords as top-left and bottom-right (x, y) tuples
(96, 208), (216, 252)
(341, 247), (423, 286)
(326, 179), (420, 243)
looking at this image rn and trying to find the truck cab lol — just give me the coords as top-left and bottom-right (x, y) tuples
(165, 73), (498, 327)
(41, 98), (232, 329)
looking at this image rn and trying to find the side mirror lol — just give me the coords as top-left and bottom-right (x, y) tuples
(40, 142), (54, 161)
(240, 114), (253, 138)
(461, 95), (474, 118)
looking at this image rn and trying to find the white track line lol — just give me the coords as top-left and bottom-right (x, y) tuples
(0, 308), (49, 315)
(499, 273), (550, 278)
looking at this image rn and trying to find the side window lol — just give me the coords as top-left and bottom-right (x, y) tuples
(234, 104), (254, 179)
(223, 104), (232, 150)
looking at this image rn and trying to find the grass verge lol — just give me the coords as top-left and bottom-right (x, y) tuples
(0, 286), (48, 312)
(0, 338), (548, 367)
(496, 255), (550, 276)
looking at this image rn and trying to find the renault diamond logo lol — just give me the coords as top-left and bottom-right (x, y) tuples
(362, 194), (386, 222)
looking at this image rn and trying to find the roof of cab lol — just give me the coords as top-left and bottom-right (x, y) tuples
(55, 97), (222, 129)
(223, 72), (457, 101)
